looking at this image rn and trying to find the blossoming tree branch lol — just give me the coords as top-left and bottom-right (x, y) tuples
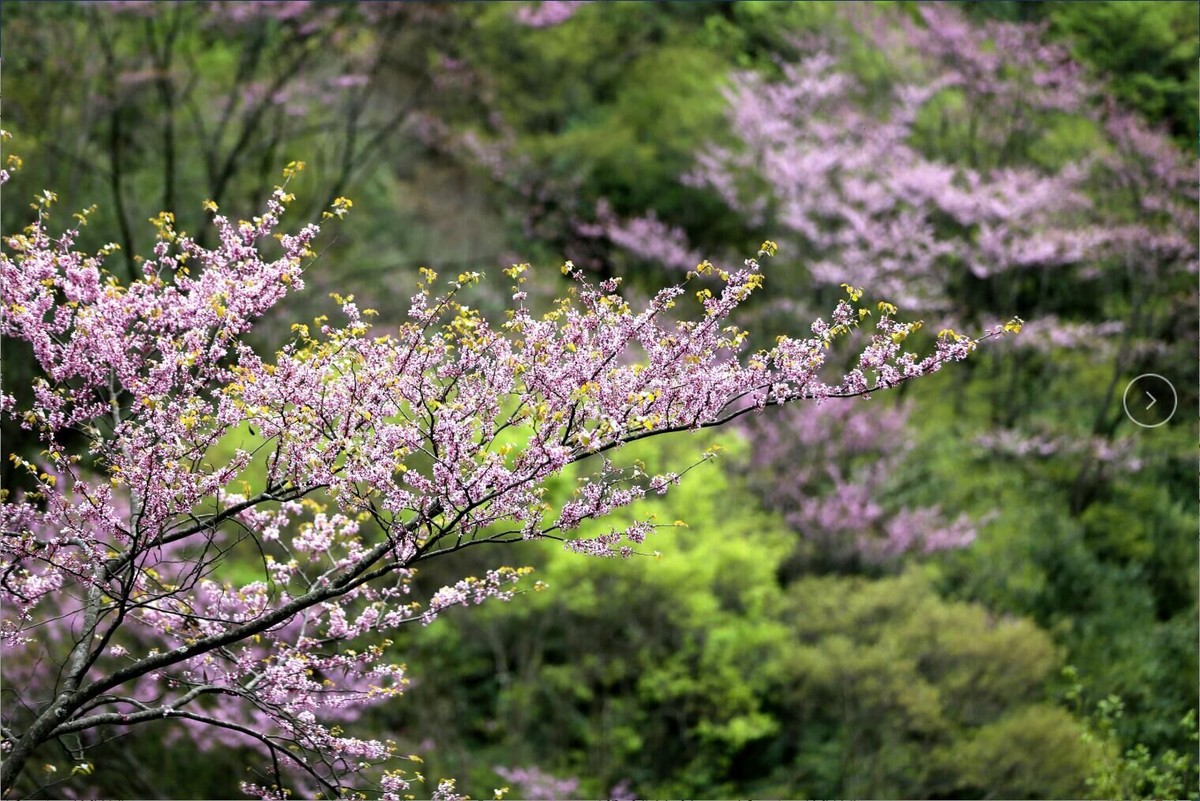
(0, 147), (1018, 798)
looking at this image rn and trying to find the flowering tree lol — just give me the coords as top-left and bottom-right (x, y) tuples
(684, 4), (1194, 341)
(0, 140), (1018, 798)
(683, 11), (1099, 314)
(739, 400), (975, 574)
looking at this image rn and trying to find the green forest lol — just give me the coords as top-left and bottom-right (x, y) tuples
(1, 2), (1196, 799)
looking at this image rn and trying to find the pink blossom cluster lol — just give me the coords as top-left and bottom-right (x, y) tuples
(494, 765), (581, 800)
(574, 198), (704, 272)
(741, 400), (975, 563)
(513, 1), (592, 28)
(883, 4), (1089, 115)
(1010, 317), (1130, 355)
(975, 429), (1143, 473)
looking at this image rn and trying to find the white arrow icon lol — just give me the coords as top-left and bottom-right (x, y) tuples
(1124, 374), (1176, 429)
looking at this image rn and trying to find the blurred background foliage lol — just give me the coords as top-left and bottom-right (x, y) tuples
(1, 1), (1195, 798)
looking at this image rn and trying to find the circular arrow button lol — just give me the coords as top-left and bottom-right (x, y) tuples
(1122, 373), (1177, 429)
